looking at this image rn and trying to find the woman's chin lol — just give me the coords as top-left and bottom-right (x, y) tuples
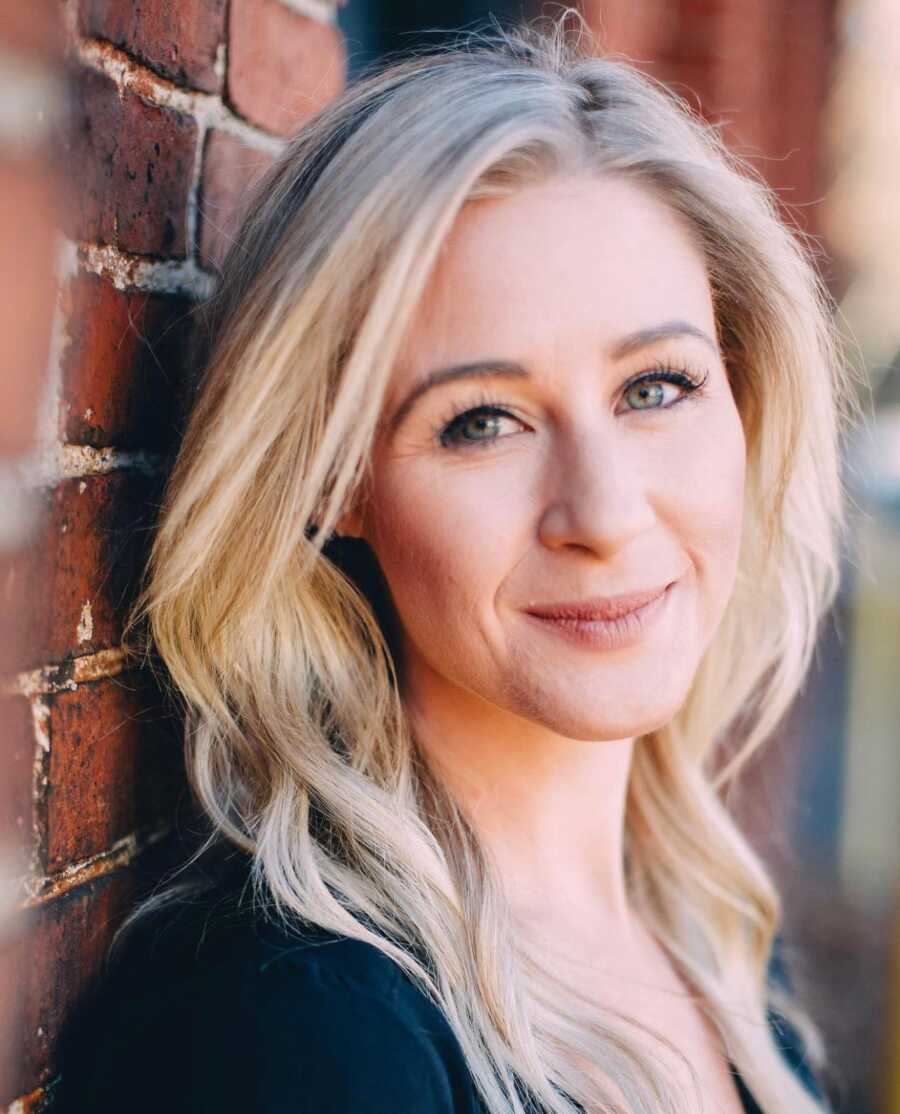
(505, 688), (683, 743)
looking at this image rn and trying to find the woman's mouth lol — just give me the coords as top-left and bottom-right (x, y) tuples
(523, 581), (675, 651)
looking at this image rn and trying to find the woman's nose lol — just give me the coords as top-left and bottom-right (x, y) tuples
(536, 424), (657, 558)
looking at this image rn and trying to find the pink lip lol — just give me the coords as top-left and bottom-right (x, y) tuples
(525, 582), (673, 622)
(523, 581), (676, 652)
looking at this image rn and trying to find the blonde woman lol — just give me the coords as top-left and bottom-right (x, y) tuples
(60, 14), (855, 1114)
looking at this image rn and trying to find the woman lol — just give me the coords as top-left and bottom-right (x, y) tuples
(61, 14), (856, 1114)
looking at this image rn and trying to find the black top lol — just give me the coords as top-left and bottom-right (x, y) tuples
(58, 851), (831, 1113)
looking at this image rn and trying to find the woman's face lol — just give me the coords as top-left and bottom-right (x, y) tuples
(349, 176), (746, 742)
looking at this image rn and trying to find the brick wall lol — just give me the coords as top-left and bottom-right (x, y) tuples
(1, 3), (346, 1110)
(0, 7), (68, 1109)
(581, 0), (838, 249)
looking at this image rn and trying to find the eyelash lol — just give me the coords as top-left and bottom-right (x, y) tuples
(433, 361), (711, 450)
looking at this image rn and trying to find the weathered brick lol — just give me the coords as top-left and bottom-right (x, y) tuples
(4, 471), (166, 671)
(0, 1), (65, 61)
(0, 154), (61, 458)
(0, 536), (41, 681)
(59, 271), (195, 449)
(63, 65), (197, 257)
(227, 0), (345, 137)
(0, 694), (37, 869)
(78, 0), (227, 94)
(3, 869), (137, 1103)
(197, 129), (275, 271)
(4, 828), (201, 1105)
(580, 0), (678, 58)
(44, 670), (184, 873)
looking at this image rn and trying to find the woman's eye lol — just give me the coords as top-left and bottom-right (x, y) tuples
(436, 369), (706, 450)
(439, 406), (521, 449)
(620, 368), (708, 414)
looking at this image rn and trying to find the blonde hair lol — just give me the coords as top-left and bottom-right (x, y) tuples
(121, 12), (859, 1113)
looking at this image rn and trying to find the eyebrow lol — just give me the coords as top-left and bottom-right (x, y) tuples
(386, 319), (720, 434)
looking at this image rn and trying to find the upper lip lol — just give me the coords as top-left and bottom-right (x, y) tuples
(525, 582), (673, 621)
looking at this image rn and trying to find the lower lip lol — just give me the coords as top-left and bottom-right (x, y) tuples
(524, 583), (674, 651)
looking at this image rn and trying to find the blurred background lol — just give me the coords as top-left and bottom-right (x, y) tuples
(0, 1), (897, 1111)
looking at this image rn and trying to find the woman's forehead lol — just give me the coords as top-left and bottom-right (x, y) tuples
(395, 176), (717, 385)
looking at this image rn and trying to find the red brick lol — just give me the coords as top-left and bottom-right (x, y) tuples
(78, 0), (227, 94)
(0, 154), (62, 457)
(45, 670), (184, 873)
(581, 0), (679, 58)
(767, 1), (833, 241)
(0, 0), (65, 61)
(4, 471), (166, 671)
(0, 694), (37, 869)
(3, 869), (138, 1103)
(227, 0), (345, 137)
(3, 826), (201, 1105)
(0, 539), (40, 680)
(197, 129), (275, 271)
(59, 272), (195, 449)
(63, 66), (197, 257)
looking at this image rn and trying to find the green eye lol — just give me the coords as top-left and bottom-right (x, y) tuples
(439, 405), (520, 449)
(456, 413), (503, 441)
(621, 367), (707, 412)
(625, 381), (667, 409)
(435, 364), (709, 452)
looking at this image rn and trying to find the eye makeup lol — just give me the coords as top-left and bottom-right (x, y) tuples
(431, 359), (711, 451)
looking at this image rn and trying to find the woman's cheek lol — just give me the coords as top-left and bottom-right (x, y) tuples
(671, 410), (746, 634)
(371, 465), (519, 637)
(370, 471), (446, 576)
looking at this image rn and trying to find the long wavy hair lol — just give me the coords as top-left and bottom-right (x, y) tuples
(119, 12), (859, 1113)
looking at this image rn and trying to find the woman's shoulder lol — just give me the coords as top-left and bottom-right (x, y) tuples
(57, 854), (483, 1114)
(99, 866), (411, 1003)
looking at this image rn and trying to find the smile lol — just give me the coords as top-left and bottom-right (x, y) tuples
(523, 582), (675, 651)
